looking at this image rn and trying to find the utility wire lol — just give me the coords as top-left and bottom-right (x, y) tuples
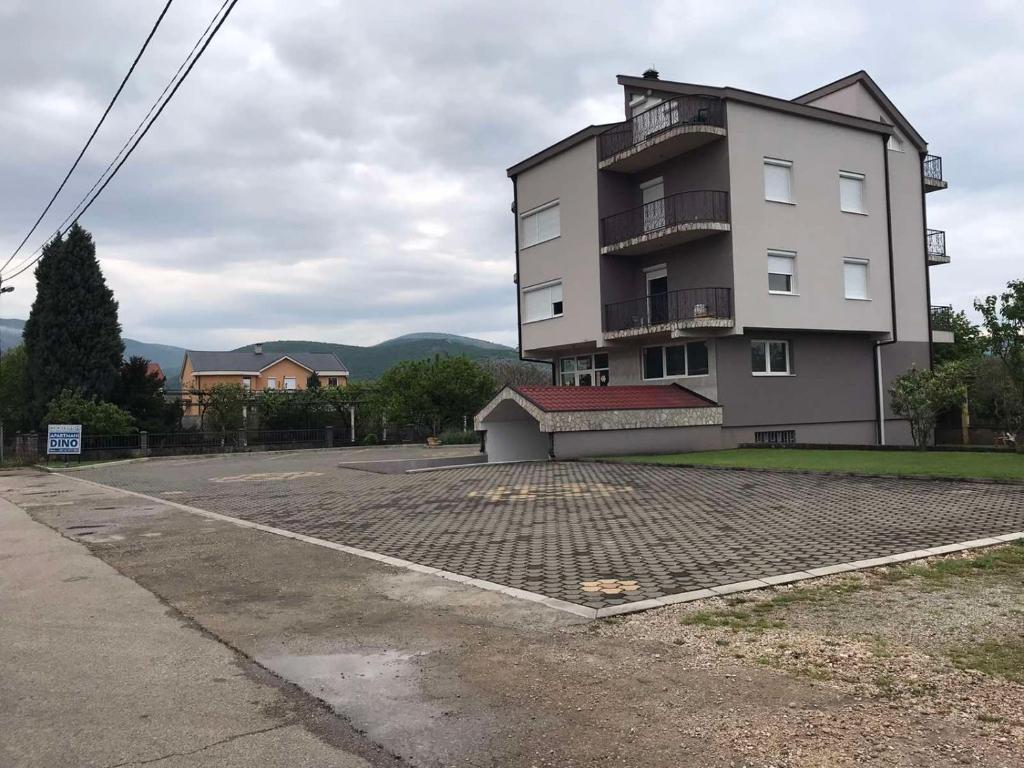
(1, 0), (235, 282)
(0, 0), (175, 275)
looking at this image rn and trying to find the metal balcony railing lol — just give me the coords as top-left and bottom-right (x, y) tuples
(598, 95), (725, 161)
(930, 305), (954, 333)
(604, 287), (732, 333)
(600, 190), (729, 248)
(926, 228), (946, 260)
(923, 154), (944, 183)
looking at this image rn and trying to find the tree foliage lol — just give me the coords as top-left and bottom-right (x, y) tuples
(890, 363), (967, 449)
(22, 224), (124, 421)
(0, 346), (33, 432)
(204, 384), (248, 433)
(976, 280), (1024, 397)
(44, 389), (136, 436)
(375, 356), (495, 435)
(478, 358), (551, 388)
(113, 356), (180, 432)
(931, 308), (986, 366)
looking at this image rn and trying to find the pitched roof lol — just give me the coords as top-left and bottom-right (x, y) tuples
(145, 362), (165, 381)
(513, 384), (717, 412)
(791, 70), (926, 151)
(185, 350), (349, 375)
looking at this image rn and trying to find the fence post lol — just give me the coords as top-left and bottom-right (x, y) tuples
(237, 428), (247, 450)
(139, 430), (149, 457)
(324, 425), (333, 449)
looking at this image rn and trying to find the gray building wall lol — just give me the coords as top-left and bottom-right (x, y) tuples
(553, 424), (725, 458)
(517, 137), (602, 357)
(801, 83), (931, 343)
(725, 100), (893, 336)
(480, 399), (550, 462)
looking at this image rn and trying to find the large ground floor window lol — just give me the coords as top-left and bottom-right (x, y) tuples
(559, 353), (609, 386)
(642, 341), (709, 380)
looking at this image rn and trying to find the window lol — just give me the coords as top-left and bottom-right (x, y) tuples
(241, 377), (251, 391)
(640, 177), (665, 232)
(520, 201), (560, 248)
(887, 134), (904, 152)
(839, 171), (865, 214)
(523, 281), (563, 322)
(284, 377), (297, 390)
(751, 340), (791, 376)
(844, 258), (869, 300)
(559, 354), (609, 386)
(266, 377), (277, 390)
(642, 341), (709, 380)
(764, 158), (793, 203)
(767, 250), (796, 294)
(755, 429), (796, 444)
(328, 377), (339, 387)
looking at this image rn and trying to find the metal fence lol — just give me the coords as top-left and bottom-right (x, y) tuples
(926, 229), (947, 260)
(600, 190), (729, 247)
(598, 95), (724, 161)
(930, 305), (954, 332)
(923, 154), (943, 183)
(604, 287), (732, 333)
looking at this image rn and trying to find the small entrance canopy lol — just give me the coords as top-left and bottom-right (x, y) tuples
(475, 384), (724, 462)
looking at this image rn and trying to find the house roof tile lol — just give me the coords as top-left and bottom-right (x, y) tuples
(185, 350), (349, 376)
(512, 384), (716, 412)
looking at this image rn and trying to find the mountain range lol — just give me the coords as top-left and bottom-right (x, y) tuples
(0, 320), (520, 389)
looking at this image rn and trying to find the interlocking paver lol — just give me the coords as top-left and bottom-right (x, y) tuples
(77, 451), (1024, 608)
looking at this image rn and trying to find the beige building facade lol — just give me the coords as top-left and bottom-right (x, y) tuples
(508, 70), (952, 447)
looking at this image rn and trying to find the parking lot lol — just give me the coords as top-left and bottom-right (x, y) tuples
(74, 446), (1024, 611)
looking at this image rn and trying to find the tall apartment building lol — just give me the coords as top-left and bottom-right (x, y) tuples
(506, 70), (951, 447)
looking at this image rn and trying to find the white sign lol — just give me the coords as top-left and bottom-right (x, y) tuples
(47, 424), (82, 455)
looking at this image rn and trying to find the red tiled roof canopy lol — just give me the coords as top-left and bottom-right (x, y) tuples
(513, 384), (716, 412)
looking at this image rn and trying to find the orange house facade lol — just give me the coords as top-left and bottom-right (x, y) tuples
(179, 347), (350, 419)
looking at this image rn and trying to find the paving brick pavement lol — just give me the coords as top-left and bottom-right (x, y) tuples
(75, 451), (1024, 609)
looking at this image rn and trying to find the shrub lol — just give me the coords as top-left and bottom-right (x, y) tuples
(44, 389), (136, 435)
(361, 433), (378, 445)
(437, 429), (479, 445)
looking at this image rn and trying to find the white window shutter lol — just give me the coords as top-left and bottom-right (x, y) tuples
(840, 174), (865, 213)
(844, 261), (868, 299)
(767, 253), (794, 276)
(764, 162), (792, 202)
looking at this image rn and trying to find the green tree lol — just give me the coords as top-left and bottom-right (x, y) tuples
(306, 371), (321, 390)
(890, 363), (967, 449)
(23, 224), (124, 422)
(204, 383), (247, 433)
(113, 356), (179, 432)
(931, 308), (986, 366)
(44, 389), (135, 436)
(376, 356), (495, 435)
(976, 280), (1024, 450)
(0, 346), (33, 432)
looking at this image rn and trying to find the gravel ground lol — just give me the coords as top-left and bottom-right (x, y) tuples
(591, 544), (1024, 766)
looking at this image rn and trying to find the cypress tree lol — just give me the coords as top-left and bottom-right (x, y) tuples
(23, 223), (124, 421)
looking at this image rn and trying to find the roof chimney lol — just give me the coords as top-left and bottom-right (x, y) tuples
(642, 67), (659, 80)
(254, 343), (263, 355)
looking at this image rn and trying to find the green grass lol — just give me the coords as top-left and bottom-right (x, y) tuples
(680, 581), (863, 632)
(609, 448), (1024, 481)
(948, 640), (1024, 683)
(882, 542), (1024, 584)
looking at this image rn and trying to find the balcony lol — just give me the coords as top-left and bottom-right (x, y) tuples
(604, 287), (733, 340)
(923, 154), (947, 192)
(600, 190), (730, 255)
(930, 305), (955, 344)
(926, 228), (949, 265)
(598, 95), (726, 172)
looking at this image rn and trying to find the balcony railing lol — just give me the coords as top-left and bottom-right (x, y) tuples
(930, 305), (954, 333)
(600, 190), (729, 248)
(923, 154), (944, 184)
(926, 228), (946, 261)
(598, 96), (725, 162)
(604, 287), (732, 333)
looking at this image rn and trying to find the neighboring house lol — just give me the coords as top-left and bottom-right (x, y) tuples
(145, 362), (165, 387)
(179, 345), (349, 420)
(485, 69), (952, 458)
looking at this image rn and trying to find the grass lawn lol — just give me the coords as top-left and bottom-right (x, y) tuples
(608, 448), (1024, 481)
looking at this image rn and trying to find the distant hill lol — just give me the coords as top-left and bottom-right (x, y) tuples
(234, 333), (520, 380)
(1, 321), (522, 388)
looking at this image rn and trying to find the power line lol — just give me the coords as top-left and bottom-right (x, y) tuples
(2, 0), (240, 284)
(0, 0), (175, 275)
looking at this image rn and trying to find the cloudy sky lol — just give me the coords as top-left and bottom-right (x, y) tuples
(0, 0), (1021, 349)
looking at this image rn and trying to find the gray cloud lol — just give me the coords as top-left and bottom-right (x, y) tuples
(1, 0), (1021, 350)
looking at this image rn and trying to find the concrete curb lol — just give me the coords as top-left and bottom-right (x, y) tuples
(587, 458), (1024, 486)
(57, 473), (1024, 622)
